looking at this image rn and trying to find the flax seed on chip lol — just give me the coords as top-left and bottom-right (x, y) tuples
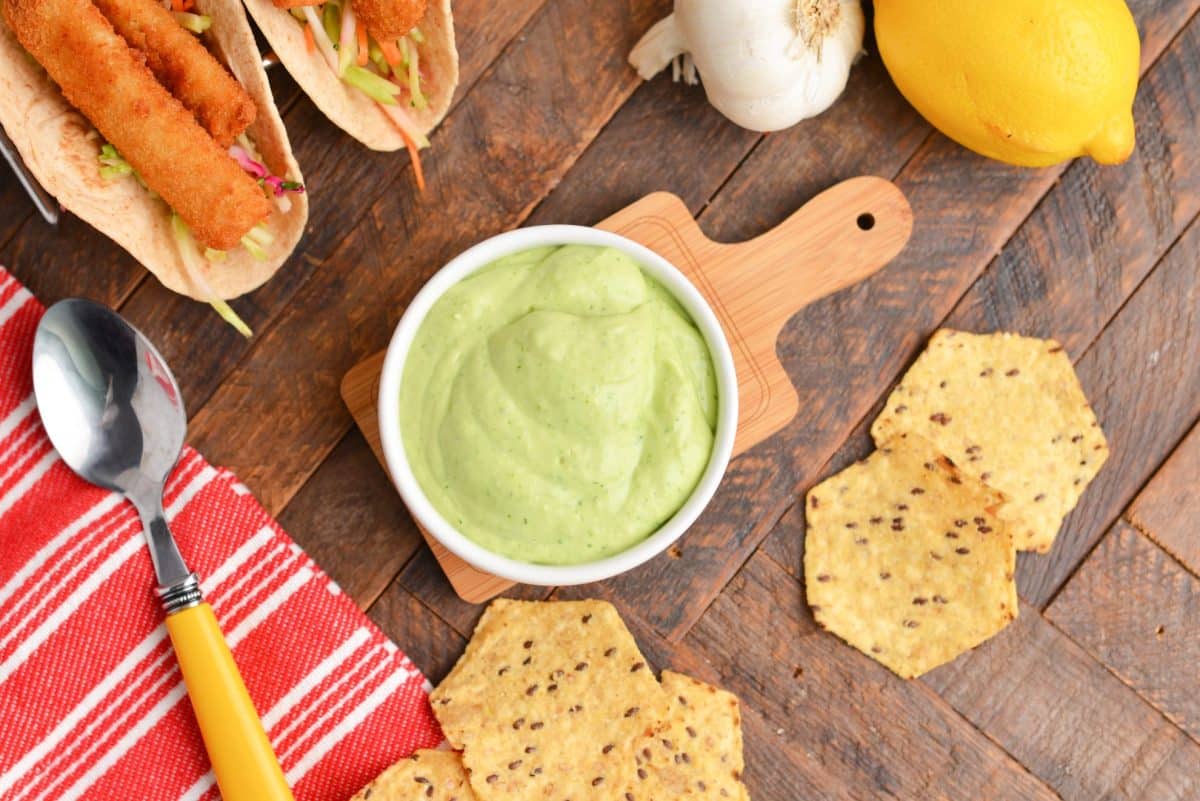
(871, 329), (1108, 553)
(349, 750), (475, 801)
(626, 671), (750, 801)
(805, 433), (1018, 678)
(429, 600), (669, 801)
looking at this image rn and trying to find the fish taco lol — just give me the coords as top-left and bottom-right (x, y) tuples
(0, 0), (307, 332)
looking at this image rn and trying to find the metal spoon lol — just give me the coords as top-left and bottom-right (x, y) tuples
(32, 298), (294, 801)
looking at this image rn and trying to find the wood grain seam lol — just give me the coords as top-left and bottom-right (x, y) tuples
(0, 211), (35, 254)
(112, 271), (151, 313)
(759, 541), (800, 583)
(374, 580), (469, 654)
(693, 136), (769, 222)
(1123, 417), (1200, 578)
(1042, 532), (1200, 750)
(1034, 488), (1170, 616)
(914, 686), (1069, 801)
(361, 535), (425, 613)
(1067, 206), (1200, 366)
(1154, 4), (1200, 70)
(1123, 512), (1200, 587)
(275, 85), (308, 120)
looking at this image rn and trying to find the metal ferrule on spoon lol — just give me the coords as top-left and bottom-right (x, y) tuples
(33, 299), (294, 801)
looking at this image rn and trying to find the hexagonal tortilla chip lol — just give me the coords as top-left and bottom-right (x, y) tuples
(626, 671), (750, 801)
(871, 329), (1109, 552)
(429, 600), (669, 801)
(349, 750), (474, 801)
(805, 433), (1018, 678)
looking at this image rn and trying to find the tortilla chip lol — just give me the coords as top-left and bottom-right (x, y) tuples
(245, 0), (458, 151)
(430, 599), (668, 801)
(871, 329), (1109, 552)
(350, 750), (475, 801)
(805, 433), (1018, 679)
(0, 0), (307, 301)
(627, 671), (750, 801)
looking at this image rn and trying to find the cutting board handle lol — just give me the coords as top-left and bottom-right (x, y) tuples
(600, 176), (912, 454)
(718, 176), (912, 336)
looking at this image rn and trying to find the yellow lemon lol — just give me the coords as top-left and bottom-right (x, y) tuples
(874, 0), (1140, 167)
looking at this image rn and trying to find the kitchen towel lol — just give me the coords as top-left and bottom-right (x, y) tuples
(0, 268), (442, 801)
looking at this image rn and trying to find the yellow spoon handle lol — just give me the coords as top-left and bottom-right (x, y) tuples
(165, 603), (295, 801)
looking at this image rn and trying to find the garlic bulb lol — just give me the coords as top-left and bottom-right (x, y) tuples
(629, 0), (865, 132)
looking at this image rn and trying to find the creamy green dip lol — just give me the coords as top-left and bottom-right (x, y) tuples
(400, 244), (718, 565)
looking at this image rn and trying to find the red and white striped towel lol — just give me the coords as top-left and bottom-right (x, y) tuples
(0, 268), (443, 801)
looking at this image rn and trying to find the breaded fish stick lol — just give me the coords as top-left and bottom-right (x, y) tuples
(3, 0), (270, 251)
(91, 0), (256, 147)
(353, 0), (426, 43)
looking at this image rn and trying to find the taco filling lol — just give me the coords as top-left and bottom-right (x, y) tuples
(282, 0), (431, 187)
(2, 0), (305, 334)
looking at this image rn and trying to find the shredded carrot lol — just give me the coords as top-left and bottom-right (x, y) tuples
(379, 39), (403, 66)
(397, 125), (426, 193)
(356, 25), (369, 66)
(303, 22), (315, 53)
(170, 0), (184, 11)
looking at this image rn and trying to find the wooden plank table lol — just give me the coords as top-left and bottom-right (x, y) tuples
(4, 1), (1199, 797)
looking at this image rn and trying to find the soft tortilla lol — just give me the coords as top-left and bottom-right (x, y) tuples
(245, 0), (458, 150)
(0, 0), (307, 301)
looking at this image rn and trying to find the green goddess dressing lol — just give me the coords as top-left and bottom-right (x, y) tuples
(400, 244), (717, 565)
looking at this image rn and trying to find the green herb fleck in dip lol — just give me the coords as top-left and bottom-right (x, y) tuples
(400, 244), (718, 565)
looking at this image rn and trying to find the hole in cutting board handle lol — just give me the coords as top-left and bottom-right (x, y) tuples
(856, 213), (876, 231)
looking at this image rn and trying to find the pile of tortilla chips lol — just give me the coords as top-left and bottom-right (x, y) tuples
(805, 330), (1108, 678)
(351, 600), (750, 801)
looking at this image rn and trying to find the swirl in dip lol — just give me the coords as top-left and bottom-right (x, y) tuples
(399, 244), (718, 565)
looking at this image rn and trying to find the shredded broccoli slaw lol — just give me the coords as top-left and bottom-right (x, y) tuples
(97, 144), (133, 181)
(164, 0), (212, 30)
(294, 1), (431, 185)
(172, 10), (211, 33)
(171, 216), (254, 337)
(295, 1), (428, 110)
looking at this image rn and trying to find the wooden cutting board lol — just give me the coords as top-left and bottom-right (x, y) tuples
(341, 176), (913, 603)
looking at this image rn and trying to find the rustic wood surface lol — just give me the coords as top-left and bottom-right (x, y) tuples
(3, 1), (1199, 797)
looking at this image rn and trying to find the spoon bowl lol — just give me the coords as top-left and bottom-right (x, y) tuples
(33, 298), (190, 588)
(33, 297), (185, 499)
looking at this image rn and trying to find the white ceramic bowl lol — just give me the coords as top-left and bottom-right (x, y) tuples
(378, 225), (738, 586)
